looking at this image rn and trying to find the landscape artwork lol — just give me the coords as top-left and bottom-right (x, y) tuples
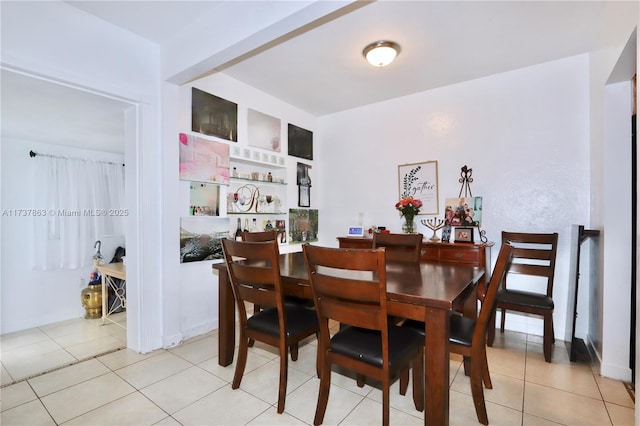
(179, 216), (230, 263)
(179, 132), (230, 184)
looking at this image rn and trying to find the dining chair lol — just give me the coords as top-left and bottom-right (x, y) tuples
(487, 231), (558, 362)
(221, 239), (319, 414)
(303, 244), (424, 426)
(241, 230), (278, 242)
(242, 228), (311, 359)
(372, 232), (423, 326)
(372, 232), (423, 263)
(400, 242), (513, 425)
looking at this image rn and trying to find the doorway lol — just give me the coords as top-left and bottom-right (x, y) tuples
(0, 69), (133, 385)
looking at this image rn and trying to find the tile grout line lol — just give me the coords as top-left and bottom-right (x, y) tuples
(0, 346), (126, 389)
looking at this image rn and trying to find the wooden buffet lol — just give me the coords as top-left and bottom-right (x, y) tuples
(337, 237), (493, 296)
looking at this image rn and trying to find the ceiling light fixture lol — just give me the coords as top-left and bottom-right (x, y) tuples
(362, 41), (401, 67)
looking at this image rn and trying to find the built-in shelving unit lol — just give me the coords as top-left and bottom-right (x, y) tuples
(227, 151), (288, 237)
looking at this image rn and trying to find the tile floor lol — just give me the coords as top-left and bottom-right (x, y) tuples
(0, 319), (635, 425)
(1, 312), (127, 385)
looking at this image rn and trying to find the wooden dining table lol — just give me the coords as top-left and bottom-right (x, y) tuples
(212, 251), (485, 425)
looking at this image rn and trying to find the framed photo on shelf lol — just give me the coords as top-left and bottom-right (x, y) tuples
(454, 227), (474, 243)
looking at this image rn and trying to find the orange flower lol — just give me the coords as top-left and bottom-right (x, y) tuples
(395, 197), (422, 216)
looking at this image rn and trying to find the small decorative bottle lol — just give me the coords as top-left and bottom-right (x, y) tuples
(243, 219), (249, 233)
(235, 218), (243, 240)
(267, 172), (272, 182)
(232, 167), (238, 178)
(250, 218), (259, 232)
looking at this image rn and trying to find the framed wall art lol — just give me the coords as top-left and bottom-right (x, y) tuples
(179, 217), (230, 263)
(297, 162), (312, 207)
(179, 133), (230, 184)
(398, 161), (439, 215)
(248, 108), (281, 152)
(288, 124), (313, 160)
(289, 209), (318, 243)
(191, 87), (238, 142)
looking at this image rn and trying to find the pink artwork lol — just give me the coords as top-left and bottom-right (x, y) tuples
(179, 133), (230, 184)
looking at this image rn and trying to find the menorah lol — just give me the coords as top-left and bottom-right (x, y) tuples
(421, 217), (446, 242)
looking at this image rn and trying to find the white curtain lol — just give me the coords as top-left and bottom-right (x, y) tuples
(32, 156), (125, 270)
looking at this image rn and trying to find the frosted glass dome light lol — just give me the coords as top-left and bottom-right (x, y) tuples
(363, 41), (401, 67)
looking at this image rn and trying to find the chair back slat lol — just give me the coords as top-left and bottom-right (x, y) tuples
(507, 263), (552, 278)
(312, 274), (381, 303)
(373, 232), (423, 263)
(318, 299), (384, 330)
(512, 247), (554, 261)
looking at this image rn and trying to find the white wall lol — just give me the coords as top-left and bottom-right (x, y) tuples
(159, 73), (317, 346)
(0, 1), (162, 352)
(317, 55), (591, 342)
(602, 80), (634, 380)
(1, 139), (125, 333)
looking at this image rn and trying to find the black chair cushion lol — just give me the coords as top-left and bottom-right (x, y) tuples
(247, 304), (318, 337)
(497, 289), (554, 310)
(449, 314), (474, 347)
(401, 319), (425, 336)
(403, 316), (475, 347)
(330, 325), (423, 368)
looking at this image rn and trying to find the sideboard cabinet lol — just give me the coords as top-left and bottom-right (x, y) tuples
(337, 237), (494, 297)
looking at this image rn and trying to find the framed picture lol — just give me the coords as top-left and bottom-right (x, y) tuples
(289, 209), (318, 243)
(191, 88), (237, 142)
(288, 123), (313, 160)
(248, 108), (281, 152)
(298, 185), (310, 207)
(454, 227), (474, 243)
(398, 161), (439, 215)
(441, 226), (452, 243)
(444, 196), (483, 227)
(179, 217), (230, 263)
(297, 162), (312, 207)
(179, 133), (230, 184)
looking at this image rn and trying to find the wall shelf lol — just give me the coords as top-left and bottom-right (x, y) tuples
(230, 177), (286, 186)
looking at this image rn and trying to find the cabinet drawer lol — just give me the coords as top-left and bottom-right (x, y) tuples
(421, 244), (483, 266)
(337, 237), (372, 249)
(438, 246), (482, 264)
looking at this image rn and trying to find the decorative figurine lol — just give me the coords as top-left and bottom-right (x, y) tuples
(421, 217), (446, 242)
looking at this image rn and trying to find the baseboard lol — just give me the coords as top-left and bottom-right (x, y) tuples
(163, 320), (218, 349)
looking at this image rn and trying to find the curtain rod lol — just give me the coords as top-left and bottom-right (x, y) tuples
(29, 150), (124, 167)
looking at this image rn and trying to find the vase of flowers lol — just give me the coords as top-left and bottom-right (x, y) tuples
(395, 196), (422, 233)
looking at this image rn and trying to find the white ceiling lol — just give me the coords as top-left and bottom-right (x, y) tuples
(1, 1), (636, 151)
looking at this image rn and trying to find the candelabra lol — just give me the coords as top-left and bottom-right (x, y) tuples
(421, 218), (446, 242)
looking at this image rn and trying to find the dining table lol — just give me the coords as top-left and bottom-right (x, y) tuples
(212, 251), (485, 425)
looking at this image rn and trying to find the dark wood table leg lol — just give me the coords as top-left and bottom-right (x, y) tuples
(217, 269), (235, 366)
(424, 306), (450, 425)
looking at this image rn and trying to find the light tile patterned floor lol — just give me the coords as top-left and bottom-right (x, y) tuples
(0, 319), (634, 425)
(1, 313), (127, 385)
